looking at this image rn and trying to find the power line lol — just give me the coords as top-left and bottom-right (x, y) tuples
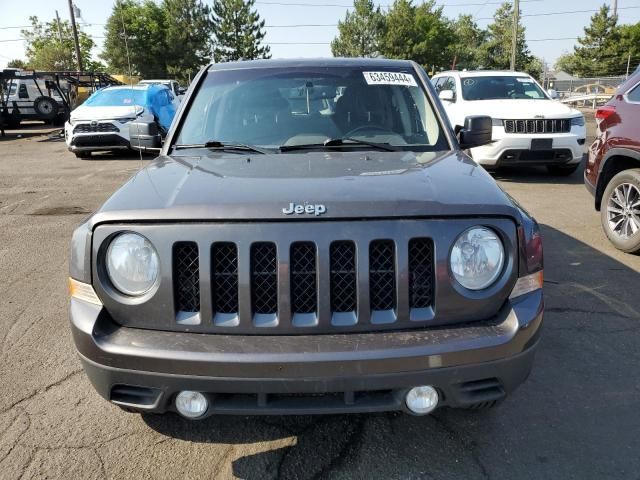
(477, 5), (640, 20)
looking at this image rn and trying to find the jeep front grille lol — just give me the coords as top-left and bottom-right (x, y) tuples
(171, 236), (434, 333)
(503, 118), (571, 134)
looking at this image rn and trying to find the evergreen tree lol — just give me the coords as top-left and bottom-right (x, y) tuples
(7, 59), (28, 69)
(447, 15), (487, 70)
(211, 0), (270, 63)
(619, 23), (640, 74)
(102, 0), (168, 78)
(480, 2), (539, 77)
(571, 5), (622, 77)
(380, 0), (454, 70)
(163, 0), (214, 82)
(331, 0), (385, 58)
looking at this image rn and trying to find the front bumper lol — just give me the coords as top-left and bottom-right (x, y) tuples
(65, 121), (131, 152)
(71, 289), (543, 416)
(471, 126), (586, 167)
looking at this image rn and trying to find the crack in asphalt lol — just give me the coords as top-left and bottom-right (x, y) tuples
(312, 417), (367, 480)
(0, 369), (83, 416)
(0, 408), (31, 465)
(430, 415), (490, 480)
(545, 307), (634, 320)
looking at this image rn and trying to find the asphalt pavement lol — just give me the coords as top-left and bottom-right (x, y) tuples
(0, 119), (639, 479)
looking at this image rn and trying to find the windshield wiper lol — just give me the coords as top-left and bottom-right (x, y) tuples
(173, 141), (270, 154)
(280, 137), (398, 152)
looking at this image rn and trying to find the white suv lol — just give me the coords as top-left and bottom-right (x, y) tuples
(431, 70), (586, 175)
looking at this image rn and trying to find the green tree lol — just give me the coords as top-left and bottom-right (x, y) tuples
(571, 5), (621, 77)
(211, 0), (270, 63)
(479, 3), (539, 77)
(448, 15), (486, 70)
(163, 0), (214, 83)
(21, 16), (96, 71)
(331, 0), (385, 58)
(380, 0), (454, 70)
(554, 52), (578, 74)
(102, 0), (168, 78)
(617, 22), (640, 75)
(7, 59), (28, 69)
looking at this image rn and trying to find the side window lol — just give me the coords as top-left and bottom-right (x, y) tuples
(18, 84), (29, 99)
(627, 83), (640, 102)
(433, 77), (445, 92)
(442, 77), (457, 100)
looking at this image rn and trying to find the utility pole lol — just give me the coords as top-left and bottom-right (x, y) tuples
(510, 0), (520, 71)
(55, 11), (64, 43)
(626, 53), (631, 78)
(612, 0), (618, 17)
(67, 0), (83, 72)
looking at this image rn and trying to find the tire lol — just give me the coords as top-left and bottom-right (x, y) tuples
(33, 96), (58, 120)
(600, 168), (640, 254)
(546, 163), (580, 176)
(74, 151), (92, 159)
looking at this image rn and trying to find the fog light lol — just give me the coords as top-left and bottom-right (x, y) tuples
(175, 391), (208, 418)
(405, 386), (439, 415)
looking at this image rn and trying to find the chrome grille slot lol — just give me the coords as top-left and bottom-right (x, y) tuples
(173, 242), (200, 322)
(212, 243), (239, 327)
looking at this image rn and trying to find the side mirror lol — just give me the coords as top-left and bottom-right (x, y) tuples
(547, 89), (559, 100)
(178, 87), (187, 96)
(129, 121), (162, 154)
(438, 89), (455, 102)
(459, 115), (492, 149)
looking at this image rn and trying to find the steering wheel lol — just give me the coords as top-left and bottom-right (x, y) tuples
(343, 124), (393, 137)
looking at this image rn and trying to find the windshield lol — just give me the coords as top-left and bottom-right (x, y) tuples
(461, 76), (547, 101)
(175, 66), (447, 151)
(84, 88), (148, 107)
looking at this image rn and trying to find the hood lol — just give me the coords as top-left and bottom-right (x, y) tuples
(458, 99), (579, 120)
(70, 104), (144, 121)
(89, 150), (520, 226)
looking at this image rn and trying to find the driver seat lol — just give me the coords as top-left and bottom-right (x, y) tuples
(334, 86), (393, 134)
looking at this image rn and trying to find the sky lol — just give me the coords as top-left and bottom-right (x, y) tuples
(0, 0), (639, 72)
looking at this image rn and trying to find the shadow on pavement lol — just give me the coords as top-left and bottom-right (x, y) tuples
(142, 224), (640, 480)
(490, 158), (585, 185)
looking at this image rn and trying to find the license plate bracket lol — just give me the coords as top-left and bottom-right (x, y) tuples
(531, 138), (553, 151)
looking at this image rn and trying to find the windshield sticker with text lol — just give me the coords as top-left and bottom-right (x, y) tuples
(363, 71), (418, 87)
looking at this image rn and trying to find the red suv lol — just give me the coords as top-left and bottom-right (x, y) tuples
(585, 71), (640, 253)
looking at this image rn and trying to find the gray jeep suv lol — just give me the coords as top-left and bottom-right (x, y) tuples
(69, 58), (544, 419)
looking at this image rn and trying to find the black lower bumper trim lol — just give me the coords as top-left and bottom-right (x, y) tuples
(79, 344), (537, 416)
(498, 148), (574, 166)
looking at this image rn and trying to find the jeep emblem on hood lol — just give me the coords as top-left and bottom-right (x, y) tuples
(282, 203), (327, 216)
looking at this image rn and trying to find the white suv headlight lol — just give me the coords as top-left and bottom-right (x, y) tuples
(450, 227), (505, 290)
(106, 233), (160, 296)
(571, 115), (585, 127)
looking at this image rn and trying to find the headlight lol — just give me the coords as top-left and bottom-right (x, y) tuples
(491, 118), (503, 127)
(571, 116), (585, 127)
(106, 233), (159, 296)
(117, 117), (137, 124)
(450, 227), (505, 290)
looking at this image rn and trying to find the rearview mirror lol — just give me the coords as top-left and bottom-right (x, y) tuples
(129, 121), (162, 154)
(459, 115), (492, 149)
(438, 89), (455, 102)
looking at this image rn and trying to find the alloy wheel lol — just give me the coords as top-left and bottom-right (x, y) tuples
(606, 182), (640, 239)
